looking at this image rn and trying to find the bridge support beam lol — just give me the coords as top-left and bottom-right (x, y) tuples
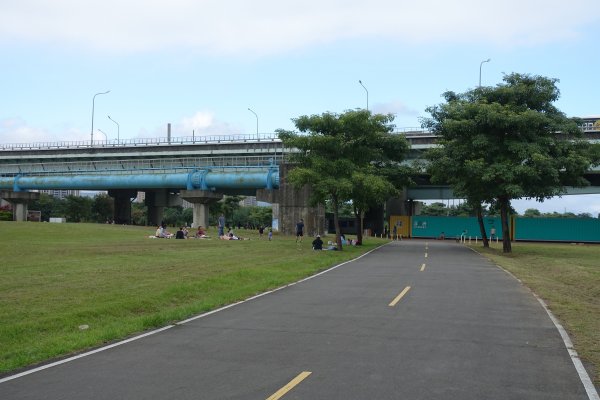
(108, 189), (138, 224)
(180, 190), (223, 229)
(0, 191), (40, 222)
(145, 189), (182, 226)
(257, 164), (325, 236)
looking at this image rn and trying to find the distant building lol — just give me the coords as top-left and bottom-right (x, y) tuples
(134, 191), (146, 203)
(39, 189), (80, 199)
(580, 116), (600, 132)
(240, 196), (257, 207)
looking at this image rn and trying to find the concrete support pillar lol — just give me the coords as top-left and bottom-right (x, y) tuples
(145, 189), (168, 226)
(193, 203), (209, 229)
(0, 191), (40, 222)
(257, 164), (325, 237)
(108, 189), (137, 224)
(180, 190), (223, 228)
(365, 205), (385, 237)
(14, 203), (28, 222)
(144, 189), (183, 226)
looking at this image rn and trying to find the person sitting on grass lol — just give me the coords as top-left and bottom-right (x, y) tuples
(220, 231), (250, 240)
(175, 227), (185, 239)
(195, 226), (208, 238)
(312, 235), (323, 250)
(154, 225), (172, 238)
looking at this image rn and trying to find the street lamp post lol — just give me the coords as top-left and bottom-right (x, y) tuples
(479, 59), (491, 87)
(248, 108), (258, 140)
(358, 80), (369, 111)
(97, 129), (108, 143)
(108, 115), (120, 144)
(91, 90), (110, 146)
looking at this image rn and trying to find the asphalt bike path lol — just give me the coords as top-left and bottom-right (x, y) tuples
(0, 240), (593, 399)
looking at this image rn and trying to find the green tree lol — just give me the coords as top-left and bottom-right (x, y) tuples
(163, 206), (183, 227)
(64, 195), (93, 222)
(131, 202), (147, 225)
(30, 193), (64, 221)
(424, 73), (596, 253)
(249, 206), (272, 227)
(182, 207), (193, 226)
(91, 193), (114, 223)
(222, 196), (243, 221)
(278, 110), (410, 249)
(325, 200), (353, 217)
(231, 206), (251, 227)
(420, 202), (448, 216)
(523, 208), (542, 218)
(0, 205), (12, 221)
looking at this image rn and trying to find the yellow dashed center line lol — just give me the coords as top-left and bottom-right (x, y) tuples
(266, 371), (312, 400)
(389, 286), (411, 307)
(425, 252), (428, 258)
(420, 263), (426, 271)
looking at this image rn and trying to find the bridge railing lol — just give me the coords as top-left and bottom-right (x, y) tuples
(1, 126), (596, 152)
(0, 134), (283, 151)
(0, 155), (283, 177)
(0, 130), (438, 151)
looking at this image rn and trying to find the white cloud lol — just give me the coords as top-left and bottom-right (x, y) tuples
(0, 118), (45, 144)
(1, 0), (597, 55)
(373, 100), (419, 118)
(0, 118), (88, 145)
(181, 111), (215, 132)
(137, 111), (242, 139)
(178, 111), (242, 136)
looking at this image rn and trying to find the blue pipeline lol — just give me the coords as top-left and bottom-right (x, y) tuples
(0, 169), (279, 192)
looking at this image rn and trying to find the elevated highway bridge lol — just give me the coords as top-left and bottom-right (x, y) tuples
(1, 126), (598, 234)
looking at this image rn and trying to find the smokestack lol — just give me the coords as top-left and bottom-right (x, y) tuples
(167, 123), (171, 144)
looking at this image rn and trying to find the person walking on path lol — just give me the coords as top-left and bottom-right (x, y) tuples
(296, 219), (304, 242)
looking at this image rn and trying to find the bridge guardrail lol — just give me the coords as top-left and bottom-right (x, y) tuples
(0, 134), (283, 151)
(2, 126), (596, 152)
(0, 155), (284, 177)
(0, 130), (438, 151)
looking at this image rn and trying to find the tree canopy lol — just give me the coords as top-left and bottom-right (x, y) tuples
(423, 73), (597, 252)
(278, 109), (411, 248)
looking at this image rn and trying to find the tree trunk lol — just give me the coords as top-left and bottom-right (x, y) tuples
(354, 207), (363, 245)
(499, 196), (512, 253)
(332, 194), (343, 250)
(476, 203), (489, 248)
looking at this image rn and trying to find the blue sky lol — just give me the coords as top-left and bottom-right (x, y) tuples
(1, 0), (599, 215)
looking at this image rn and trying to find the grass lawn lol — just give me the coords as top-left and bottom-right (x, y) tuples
(0, 221), (384, 375)
(472, 242), (600, 386)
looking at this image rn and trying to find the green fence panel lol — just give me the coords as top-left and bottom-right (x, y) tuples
(411, 216), (504, 239)
(514, 217), (600, 242)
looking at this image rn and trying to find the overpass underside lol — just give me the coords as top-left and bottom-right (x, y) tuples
(0, 157), (326, 236)
(0, 156), (282, 227)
